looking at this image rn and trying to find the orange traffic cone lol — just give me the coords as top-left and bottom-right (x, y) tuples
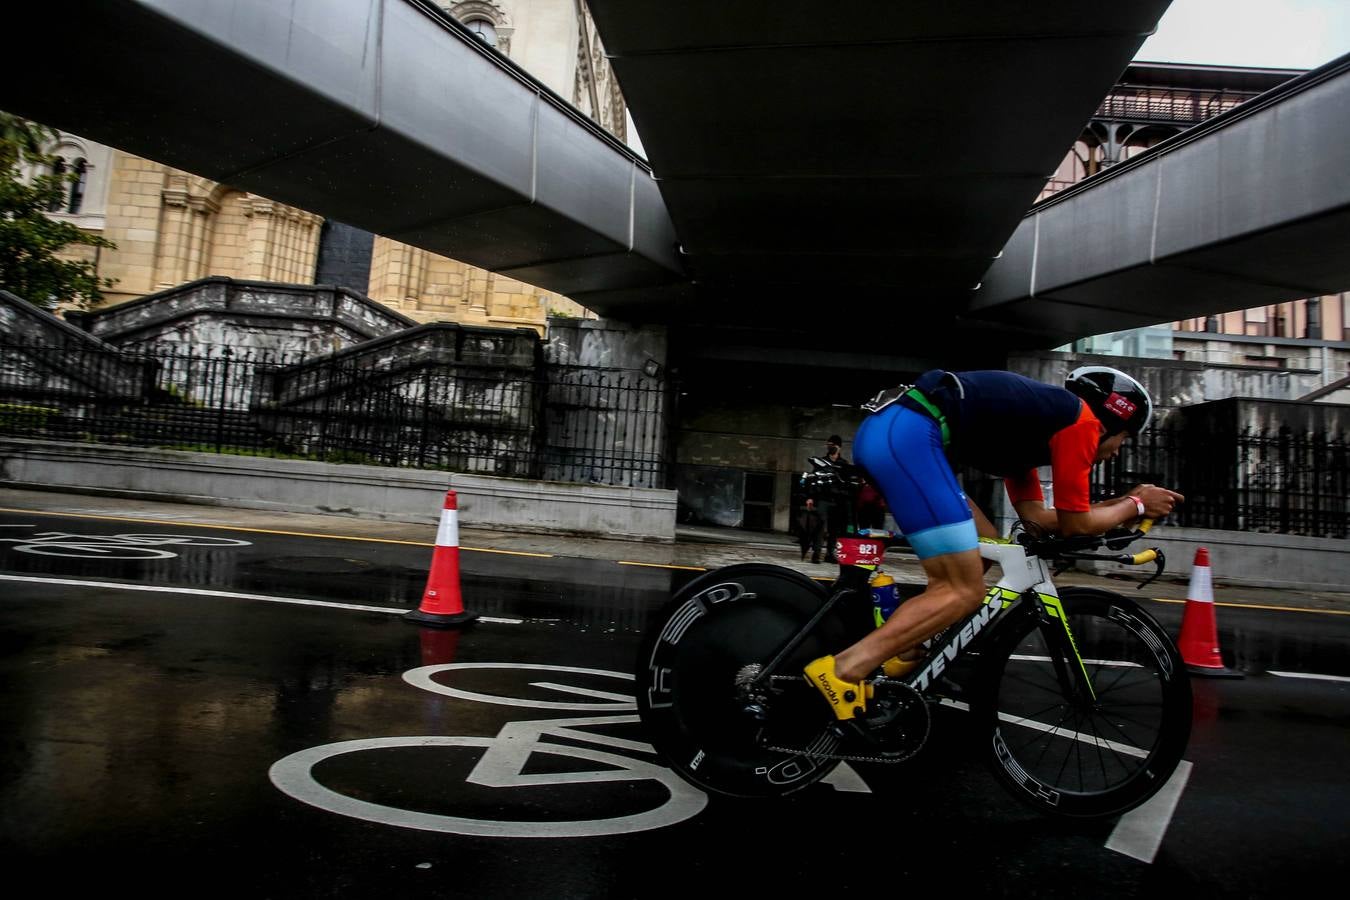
(405, 490), (478, 628)
(1177, 547), (1242, 678)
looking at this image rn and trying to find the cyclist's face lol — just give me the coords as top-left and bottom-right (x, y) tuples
(1096, 430), (1127, 462)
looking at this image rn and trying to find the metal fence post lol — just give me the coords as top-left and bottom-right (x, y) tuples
(215, 346), (233, 454)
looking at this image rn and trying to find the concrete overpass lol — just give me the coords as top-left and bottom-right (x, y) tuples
(975, 51), (1350, 349)
(6, 0), (1172, 355)
(5, 1), (1348, 361)
(5, 0), (686, 306)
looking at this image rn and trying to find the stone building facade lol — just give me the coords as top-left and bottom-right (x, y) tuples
(28, 0), (625, 334)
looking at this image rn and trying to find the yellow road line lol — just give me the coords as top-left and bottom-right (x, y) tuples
(1150, 597), (1350, 616)
(0, 506), (554, 558)
(618, 561), (707, 571)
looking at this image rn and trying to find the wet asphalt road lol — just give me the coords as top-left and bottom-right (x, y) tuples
(2, 508), (1348, 898)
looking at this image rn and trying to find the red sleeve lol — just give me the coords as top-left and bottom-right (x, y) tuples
(1047, 401), (1101, 513)
(1004, 470), (1044, 505)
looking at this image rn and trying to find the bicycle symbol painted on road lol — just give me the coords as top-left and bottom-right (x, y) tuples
(269, 663), (870, 838)
(0, 525), (252, 559)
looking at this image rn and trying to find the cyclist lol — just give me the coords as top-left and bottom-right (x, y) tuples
(805, 366), (1184, 721)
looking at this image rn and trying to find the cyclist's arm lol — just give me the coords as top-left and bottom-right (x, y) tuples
(1006, 408), (1131, 536)
(1038, 498), (1145, 536)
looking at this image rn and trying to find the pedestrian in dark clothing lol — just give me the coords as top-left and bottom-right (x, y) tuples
(801, 434), (849, 563)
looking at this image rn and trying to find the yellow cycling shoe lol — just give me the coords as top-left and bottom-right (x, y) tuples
(804, 655), (873, 721)
(881, 655), (919, 678)
(880, 647), (928, 678)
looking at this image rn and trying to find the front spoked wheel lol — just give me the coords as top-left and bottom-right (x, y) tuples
(980, 587), (1192, 818)
(635, 564), (856, 799)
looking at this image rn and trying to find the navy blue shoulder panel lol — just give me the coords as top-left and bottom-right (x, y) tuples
(916, 370), (1085, 477)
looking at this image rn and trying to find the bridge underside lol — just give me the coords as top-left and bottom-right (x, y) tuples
(582, 0), (1173, 342)
(977, 54), (1350, 349)
(6, 2), (1348, 364)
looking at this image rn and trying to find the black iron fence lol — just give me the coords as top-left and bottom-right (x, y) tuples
(0, 338), (669, 488)
(1093, 425), (1350, 539)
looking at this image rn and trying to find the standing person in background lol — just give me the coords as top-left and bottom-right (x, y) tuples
(811, 435), (849, 564)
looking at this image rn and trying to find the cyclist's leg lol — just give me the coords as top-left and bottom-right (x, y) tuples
(804, 405), (986, 717)
(832, 549), (983, 683)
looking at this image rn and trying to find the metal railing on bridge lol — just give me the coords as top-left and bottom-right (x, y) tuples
(1094, 86), (1258, 125)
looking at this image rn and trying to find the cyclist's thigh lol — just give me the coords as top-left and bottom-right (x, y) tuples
(854, 405), (976, 560)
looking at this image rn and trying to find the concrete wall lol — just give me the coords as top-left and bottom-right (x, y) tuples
(545, 317), (667, 371)
(674, 397), (865, 531)
(0, 439), (677, 542)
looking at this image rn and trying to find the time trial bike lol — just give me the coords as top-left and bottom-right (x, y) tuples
(636, 521), (1192, 819)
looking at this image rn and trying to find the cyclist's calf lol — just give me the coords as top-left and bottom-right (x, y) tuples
(832, 549), (984, 683)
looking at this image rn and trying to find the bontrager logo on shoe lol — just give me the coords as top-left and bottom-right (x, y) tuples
(815, 672), (841, 705)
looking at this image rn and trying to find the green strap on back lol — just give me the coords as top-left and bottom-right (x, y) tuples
(905, 389), (951, 447)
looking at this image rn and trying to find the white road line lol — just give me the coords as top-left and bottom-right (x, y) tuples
(936, 697), (1146, 756)
(1106, 761), (1193, 864)
(0, 573), (521, 623)
(1267, 670), (1350, 683)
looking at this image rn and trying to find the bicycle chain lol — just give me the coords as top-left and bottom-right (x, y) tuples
(757, 676), (930, 764)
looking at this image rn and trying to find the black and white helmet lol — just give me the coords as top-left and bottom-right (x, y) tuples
(1065, 366), (1153, 436)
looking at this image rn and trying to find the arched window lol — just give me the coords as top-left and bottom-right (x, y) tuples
(463, 17), (497, 47)
(445, 2), (511, 53)
(47, 158), (67, 212)
(67, 159), (88, 214)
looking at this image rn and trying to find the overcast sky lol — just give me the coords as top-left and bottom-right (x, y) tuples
(1135, 0), (1350, 69)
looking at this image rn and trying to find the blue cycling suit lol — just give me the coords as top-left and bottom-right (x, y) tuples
(852, 403), (978, 559)
(853, 369), (1093, 560)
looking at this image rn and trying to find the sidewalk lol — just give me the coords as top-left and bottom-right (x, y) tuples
(2, 486), (1348, 613)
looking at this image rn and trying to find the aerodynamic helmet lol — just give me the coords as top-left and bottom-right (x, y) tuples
(1065, 366), (1153, 436)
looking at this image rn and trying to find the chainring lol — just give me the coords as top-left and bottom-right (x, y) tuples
(755, 676), (931, 764)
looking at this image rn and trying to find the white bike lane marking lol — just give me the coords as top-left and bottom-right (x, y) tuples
(0, 525), (252, 559)
(404, 663), (870, 794)
(0, 574), (523, 622)
(269, 732), (708, 839)
(270, 663), (871, 839)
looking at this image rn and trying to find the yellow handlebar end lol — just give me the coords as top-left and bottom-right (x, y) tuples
(1138, 519), (1155, 534)
(1131, 549), (1159, 565)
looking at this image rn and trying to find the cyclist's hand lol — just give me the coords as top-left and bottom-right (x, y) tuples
(1134, 484), (1184, 519)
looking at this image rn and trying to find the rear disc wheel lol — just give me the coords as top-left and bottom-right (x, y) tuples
(636, 564), (852, 798)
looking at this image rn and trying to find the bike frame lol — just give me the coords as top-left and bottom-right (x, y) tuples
(902, 538), (1095, 703)
(752, 534), (1102, 705)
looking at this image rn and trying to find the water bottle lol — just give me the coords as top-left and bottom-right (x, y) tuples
(870, 570), (899, 627)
